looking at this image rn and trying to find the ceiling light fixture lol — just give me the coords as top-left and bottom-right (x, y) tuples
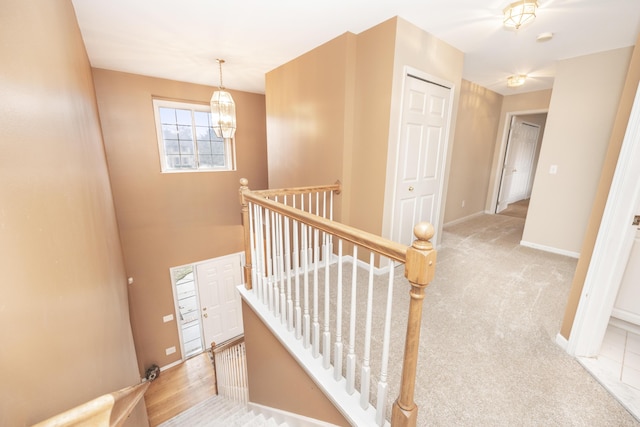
(210, 59), (236, 139)
(503, 0), (538, 30)
(507, 74), (528, 88)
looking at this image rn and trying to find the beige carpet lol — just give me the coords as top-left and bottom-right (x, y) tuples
(318, 213), (639, 426)
(498, 198), (529, 219)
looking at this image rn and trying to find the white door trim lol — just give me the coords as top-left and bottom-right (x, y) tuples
(567, 85), (640, 357)
(488, 109), (548, 214)
(384, 66), (455, 249)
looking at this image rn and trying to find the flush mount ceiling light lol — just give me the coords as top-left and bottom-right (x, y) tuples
(507, 74), (527, 88)
(210, 59), (236, 139)
(503, 0), (538, 30)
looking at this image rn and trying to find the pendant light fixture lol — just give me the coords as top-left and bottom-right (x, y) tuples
(210, 59), (236, 139)
(503, 0), (538, 30)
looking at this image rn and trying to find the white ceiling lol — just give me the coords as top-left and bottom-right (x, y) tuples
(71, 0), (640, 96)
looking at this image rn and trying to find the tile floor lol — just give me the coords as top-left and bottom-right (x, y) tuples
(599, 323), (640, 390)
(580, 320), (640, 420)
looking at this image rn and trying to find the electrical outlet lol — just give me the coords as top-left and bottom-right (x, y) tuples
(165, 346), (176, 355)
(549, 165), (558, 174)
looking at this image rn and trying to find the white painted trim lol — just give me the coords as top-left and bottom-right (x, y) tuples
(519, 240), (580, 259)
(248, 402), (341, 427)
(555, 333), (568, 351)
(567, 85), (640, 358)
(159, 359), (182, 372)
(443, 211), (485, 228)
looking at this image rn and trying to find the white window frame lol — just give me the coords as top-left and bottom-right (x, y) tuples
(152, 99), (236, 173)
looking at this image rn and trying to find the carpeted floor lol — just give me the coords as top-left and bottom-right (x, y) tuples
(401, 214), (638, 426)
(498, 198), (529, 219)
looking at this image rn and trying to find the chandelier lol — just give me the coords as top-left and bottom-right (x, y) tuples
(503, 0), (538, 30)
(210, 59), (236, 139)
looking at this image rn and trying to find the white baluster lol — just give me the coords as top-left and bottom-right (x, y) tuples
(323, 230), (331, 369)
(293, 208), (301, 340)
(312, 227), (320, 358)
(334, 240), (343, 381)
(346, 246), (358, 395)
(302, 221), (310, 349)
(262, 208), (271, 308)
(277, 212), (286, 324)
(284, 208), (293, 331)
(360, 252), (375, 409)
(254, 205), (265, 303)
(376, 262), (395, 425)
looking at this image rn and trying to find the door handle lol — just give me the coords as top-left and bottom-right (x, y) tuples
(408, 186), (414, 192)
(203, 313), (208, 318)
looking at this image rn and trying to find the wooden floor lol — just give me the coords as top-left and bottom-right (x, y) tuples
(144, 351), (217, 426)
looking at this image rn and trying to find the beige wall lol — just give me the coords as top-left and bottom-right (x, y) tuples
(265, 32), (356, 223)
(92, 69), (268, 372)
(266, 17), (464, 243)
(444, 80), (503, 223)
(0, 1), (144, 425)
(242, 302), (350, 426)
(561, 38), (640, 338)
(522, 47), (633, 254)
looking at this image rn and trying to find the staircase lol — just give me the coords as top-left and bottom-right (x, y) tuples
(158, 395), (289, 427)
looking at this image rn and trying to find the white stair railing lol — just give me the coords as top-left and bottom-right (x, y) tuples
(239, 179), (437, 427)
(212, 336), (248, 404)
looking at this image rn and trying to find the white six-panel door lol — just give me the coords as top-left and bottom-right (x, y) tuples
(392, 75), (451, 247)
(196, 254), (244, 348)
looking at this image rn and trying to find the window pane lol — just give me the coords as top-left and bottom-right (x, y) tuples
(195, 125), (211, 141)
(179, 140), (194, 154)
(212, 141), (225, 154)
(175, 108), (192, 125)
(162, 124), (178, 139)
(198, 140), (212, 155)
(212, 154), (226, 167)
(167, 155), (181, 169)
(177, 125), (193, 140)
(181, 155), (195, 168)
(199, 154), (214, 168)
(164, 140), (179, 155)
(159, 107), (176, 124)
(194, 111), (211, 127)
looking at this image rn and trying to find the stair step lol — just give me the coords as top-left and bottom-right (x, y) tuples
(158, 395), (290, 426)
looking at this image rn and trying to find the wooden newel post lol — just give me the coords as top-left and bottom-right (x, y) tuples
(239, 178), (253, 290)
(392, 222), (437, 427)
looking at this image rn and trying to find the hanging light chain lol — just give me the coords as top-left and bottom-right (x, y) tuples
(217, 59), (225, 89)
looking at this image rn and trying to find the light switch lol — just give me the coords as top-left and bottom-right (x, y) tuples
(163, 314), (174, 323)
(165, 346), (176, 355)
(549, 165), (558, 175)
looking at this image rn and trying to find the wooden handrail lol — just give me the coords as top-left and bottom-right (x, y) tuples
(252, 181), (341, 198)
(240, 179), (407, 264)
(31, 381), (149, 427)
(212, 334), (245, 354)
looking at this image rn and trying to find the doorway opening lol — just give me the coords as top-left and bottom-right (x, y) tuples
(495, 112), (547, 220)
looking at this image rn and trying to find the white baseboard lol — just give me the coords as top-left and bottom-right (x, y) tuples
(443, 211), (485, 227)
(520, 240), (580, 258)
(555, 332), (569, 352)
(248, 402), (340, 427)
